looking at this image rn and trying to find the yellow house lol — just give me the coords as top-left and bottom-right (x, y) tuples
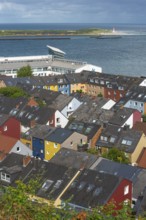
(70, 83), (87, 93)
(97, 129), (145, 165)
(50, 84), (58, 92)
(45, 141), (61, 160)
(44, 128), (87, 161)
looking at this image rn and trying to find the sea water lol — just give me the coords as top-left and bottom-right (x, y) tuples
(0, 23), (146, 77)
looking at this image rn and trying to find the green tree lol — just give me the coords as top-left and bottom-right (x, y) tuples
(102, 147), (130, 164)
(0, 86), (27, 98)
(0, 180), (135, 220)
(17, 65), (33, 77)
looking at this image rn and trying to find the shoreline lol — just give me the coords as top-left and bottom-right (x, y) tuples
(0, 28), (112, 37)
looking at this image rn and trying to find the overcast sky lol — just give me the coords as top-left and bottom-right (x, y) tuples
(0, 0), (146, 24)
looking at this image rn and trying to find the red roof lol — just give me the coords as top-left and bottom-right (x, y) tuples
(0, 134), (18, 155)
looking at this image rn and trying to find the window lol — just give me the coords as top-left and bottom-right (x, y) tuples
(124, 185), (129, 195)
(1, 172), (10, 182)
(100, 136), (108, 141)
(54, 143), (58, 148)
(3, 126), (7, 131)
(56, 118), (60, 123)
(121, 139), (132, 146)
(141, 103), (143, 107)
(70, 141), (73, 146)
(17, 147), (20, 152)
(134, 102), (137, 106)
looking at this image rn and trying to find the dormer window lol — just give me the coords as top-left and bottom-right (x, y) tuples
(107, 84), (112, 88)
(118, 86), (124, 90)
(90, 78), (94, 83)
(1, 172), (10, 182)
(100, 80), (104, 85)
(100, 136), (108, 141)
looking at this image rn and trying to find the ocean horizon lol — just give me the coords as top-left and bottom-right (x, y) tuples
(0, 23), (146, 77)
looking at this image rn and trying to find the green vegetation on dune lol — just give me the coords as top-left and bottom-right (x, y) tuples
(0, 28), (112, 36)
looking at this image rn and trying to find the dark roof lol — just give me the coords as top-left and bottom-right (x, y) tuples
(0, 152), (78, 200)
(28, 87), (61, 105)
(108, 108), (136, 126)
(46, 127), (74, 143)
(21, 124), (56, 140)
(61, 169), (122, 209)
(116, 129), (142, 153)
(0, 113), (10, 126)
(124, 85), (146, 102)
(90, 157), (146, 202)
(70, 94), (112, 125)
(67, 121), (101, 140)
(96, 126), (142, 153)
(0, 96), (28, 115)
(66, 71), (92, 84)
(90, 157), (141, 182)
(50, 147), (98, 169)
(16, 105), (55, 127)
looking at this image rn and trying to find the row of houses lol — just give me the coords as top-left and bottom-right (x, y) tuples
(0, 71), (143, 100)
(0, 88), (146, 166)
(0, 148), (146, 216)
(1, 70), (146, 216)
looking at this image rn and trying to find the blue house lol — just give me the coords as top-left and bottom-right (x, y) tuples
(32, 137), (44, 159)
(57, 75), (70, 96)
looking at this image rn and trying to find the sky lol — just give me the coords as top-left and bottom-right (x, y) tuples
(0, 0), (146, 24)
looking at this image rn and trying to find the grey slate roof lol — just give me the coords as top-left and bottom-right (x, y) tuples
(46, 127), (74, 143)
(0, 113), (11, 126)
(0, 96), (28, 115)
(16, 105), (55, 127)
(21, 124), (56, 140)
(108, 107), (136, 126)
(0, 152), (78, 201)
(97, 125), (142, 153)
(70, 94), (113, 125)
(90, 157), (146, 201)
(61, 169), (122, 209)
(67, 121), (101, 140)
(50, 147), (98, 169)
(90, 157), (141, 182)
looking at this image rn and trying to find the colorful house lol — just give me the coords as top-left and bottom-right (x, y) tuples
(0, 114), (20, 139)
(44, 127), (87, 160)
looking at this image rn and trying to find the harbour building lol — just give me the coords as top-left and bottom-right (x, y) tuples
(0, 46), (102, 78)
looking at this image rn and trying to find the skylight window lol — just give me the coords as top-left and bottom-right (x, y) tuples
(86, 184), (95, 193)
(121, 139), (132, 146)
(93, 187), (102, 196)
(110, 137), (116, 143)
(54, 180), (63, 189)
(77, 181), (86, 191)
(85, 127), (92, 134)
(42, 179), (54, 191)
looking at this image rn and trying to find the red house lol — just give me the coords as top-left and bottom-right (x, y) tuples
(0, 114), (20, 139)
(108, 178), (132, 210)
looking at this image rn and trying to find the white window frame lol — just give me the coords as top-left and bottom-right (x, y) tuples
(1, 172), (10, 182)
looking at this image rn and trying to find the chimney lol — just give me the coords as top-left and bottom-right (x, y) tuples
(23, 155), (31, 167)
